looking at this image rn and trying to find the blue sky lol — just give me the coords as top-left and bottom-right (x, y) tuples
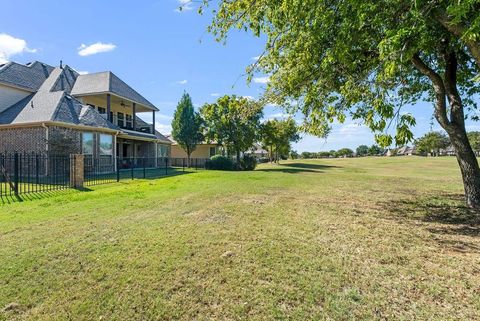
(1, 0), (478, 151)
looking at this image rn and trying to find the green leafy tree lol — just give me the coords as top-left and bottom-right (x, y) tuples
(261, 118), (300, 163)
(356, 145), (369, 157)
(368, 145), (383, 156)
(336, 148), (354, 158)
(201, 95), (263, 165)
(467, 132), (480, 155)
(204, 0), (480, 208)
(172, 92), (204, 166)
(415, 131), (450, 156)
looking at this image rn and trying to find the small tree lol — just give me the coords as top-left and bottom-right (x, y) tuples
(201, 95), (263, 166)
(261, 118), (300, 163)
(415, 131), (450, 156)
(172, 92), (204, 166)
(356, 145), (369, 157)
(368, 145), (383, 156)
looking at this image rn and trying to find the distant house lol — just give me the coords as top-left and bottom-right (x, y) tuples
(0, 61), (171, 159)
(249, 144), (269, 159)
(167, 135), (221, 159)
(439, 145), (456, 156)
(394, 146), (417, 156)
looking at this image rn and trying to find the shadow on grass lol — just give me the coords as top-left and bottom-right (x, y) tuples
(380, 193), (480, 253)
(0, 187), (93, 205)
(257, 163), (341, 174)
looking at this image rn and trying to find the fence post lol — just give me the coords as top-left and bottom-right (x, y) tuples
(69, 154), (85, 189)
(183, 158), (185, 172)
(116, 157), (120, 182)
(143, 158), (146, 179)
(165, 158), (168, 175)
(131, 157), (134, 180)
(195, 158), (198, 171)
(13, 153), (19, 196)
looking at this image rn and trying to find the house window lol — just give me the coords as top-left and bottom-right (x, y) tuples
(126, 114), (133, 129)
(82, 132), (94, 155)
(117, 112), (125, 127)
(99, 134), (113, 155)
(97, 106), (106, 114)
(157, 145), (169, 157)
(209, 147), (217, 157)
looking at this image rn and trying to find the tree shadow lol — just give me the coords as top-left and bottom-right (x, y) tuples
(379, 193), (480, 253)
(256, 163), (341, 174)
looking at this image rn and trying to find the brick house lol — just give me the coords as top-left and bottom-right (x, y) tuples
(0, 61), (171, 160)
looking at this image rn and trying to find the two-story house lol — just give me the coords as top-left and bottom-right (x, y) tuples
(0, 61), (171, 160)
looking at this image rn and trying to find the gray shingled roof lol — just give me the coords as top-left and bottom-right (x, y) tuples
(71, 71), (158, 110)
(0, 66), (118, 131)
(0, 61), (54, 91)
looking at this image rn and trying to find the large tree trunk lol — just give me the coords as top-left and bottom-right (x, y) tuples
(412, 50), (480, 209)
(447, 126), (480, 208)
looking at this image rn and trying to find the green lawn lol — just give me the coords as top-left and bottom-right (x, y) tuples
(1, 157), (479, 320)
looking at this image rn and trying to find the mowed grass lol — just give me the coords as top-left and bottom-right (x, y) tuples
(0, 157), (479, 320)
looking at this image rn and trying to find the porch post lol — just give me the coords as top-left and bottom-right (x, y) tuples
(152, 111), (156, 134)
(132, 102), (136, 131)
(107, 94), (111, 122)
(155, 142), (158, 168)
(113, 134), (117, 172)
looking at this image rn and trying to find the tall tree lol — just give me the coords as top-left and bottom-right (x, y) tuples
(172, 92), (204, 166)
(201, 95), (263, 164)
(415, 131), (450, 156)
(368, 145), (383, 156)
(261, 118), (300, 163)
(204, 0), (480, 209)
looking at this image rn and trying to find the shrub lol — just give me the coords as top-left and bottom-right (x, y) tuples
(205, 155), (234, 170)
(239, 154), (257, 171)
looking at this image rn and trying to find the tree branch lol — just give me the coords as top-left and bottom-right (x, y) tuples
(434, 8), (480, 70)
(411, 53), (450, 128)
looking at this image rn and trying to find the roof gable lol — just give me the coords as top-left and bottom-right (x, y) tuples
(0, 61), (54, 91)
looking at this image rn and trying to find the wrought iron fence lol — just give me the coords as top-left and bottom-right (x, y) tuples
(0, 153), (71, 197)
(0, 152), (209, 198)
(84, 156), (209, 186)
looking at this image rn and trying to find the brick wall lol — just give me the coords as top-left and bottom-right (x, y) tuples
(0, 126), (47, 154)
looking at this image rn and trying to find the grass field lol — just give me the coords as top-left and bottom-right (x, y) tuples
(0, 157), (479, 320)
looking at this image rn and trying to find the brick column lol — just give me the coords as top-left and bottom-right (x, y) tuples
(70, 154), (85, 188)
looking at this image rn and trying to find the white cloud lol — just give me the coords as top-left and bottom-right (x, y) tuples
(210, 93), (220, 97)
(253, 76), (270, 84)
(175, 80), (188, 85)
(78, 71), (89, 75)
(78, 42), (116, 56)
(252, 56), (260, 61)
(0, 33), (37, 64)
(243, 95), (254, 100)
(175, 0), (194, 12)
(156, 122), (172, 134)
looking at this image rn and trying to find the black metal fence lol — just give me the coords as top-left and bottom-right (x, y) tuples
(0, 153), (209, 198)
(84, 156), (209, 186)
(0, 153), (71, 197)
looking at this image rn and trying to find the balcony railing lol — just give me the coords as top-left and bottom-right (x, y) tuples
(102, 114), (153, 134)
